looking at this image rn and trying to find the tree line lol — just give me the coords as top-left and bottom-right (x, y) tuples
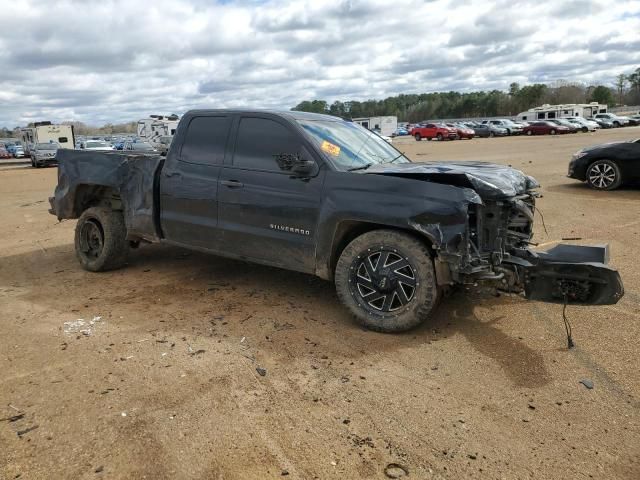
(293, 68), (640, 122)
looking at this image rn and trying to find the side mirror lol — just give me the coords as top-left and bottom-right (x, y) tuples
(291, 159), (316, 177)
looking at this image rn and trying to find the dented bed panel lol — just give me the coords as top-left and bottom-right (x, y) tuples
(51, 149), (163, 241)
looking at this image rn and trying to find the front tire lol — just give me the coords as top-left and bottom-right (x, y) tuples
(75, 206), (129, 272)
(335, 230), (438, 333)
(550, 129), (556, 135)
(436, 133), (443, 141)
(586, 160), (622, 191)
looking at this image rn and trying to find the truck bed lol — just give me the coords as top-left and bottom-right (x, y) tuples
(50, 149), (164, 242)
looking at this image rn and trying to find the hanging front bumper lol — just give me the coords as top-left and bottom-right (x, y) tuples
(501, 244), (624, 305)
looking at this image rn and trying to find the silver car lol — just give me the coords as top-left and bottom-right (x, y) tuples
(31, 142), (59, 168)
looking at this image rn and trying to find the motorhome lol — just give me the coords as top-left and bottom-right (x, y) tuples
(20, 122), (75, 154)
(137, 114), (180, 147)
(352, 116), (398, 137)
(516, 103), (607, 122)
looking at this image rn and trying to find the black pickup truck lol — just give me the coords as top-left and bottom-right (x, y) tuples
(50, 110), (624, 332)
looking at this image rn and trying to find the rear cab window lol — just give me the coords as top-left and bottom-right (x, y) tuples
(180, 116), (231, 165)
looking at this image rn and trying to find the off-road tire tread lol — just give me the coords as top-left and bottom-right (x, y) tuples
(335, 230), (438, 333)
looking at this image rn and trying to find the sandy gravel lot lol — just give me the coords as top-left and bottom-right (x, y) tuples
(1, 127), (639, 479)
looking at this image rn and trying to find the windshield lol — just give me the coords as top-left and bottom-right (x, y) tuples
(297, 119), (410, 170)
(36, 143), (58, 149)
(86, 141), (109, 148)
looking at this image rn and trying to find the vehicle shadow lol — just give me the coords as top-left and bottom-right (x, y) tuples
(0, 242), (551, 387)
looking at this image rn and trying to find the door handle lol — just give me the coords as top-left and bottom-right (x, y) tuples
(165, 172), (181, 178)
(221, 180), (244, 188)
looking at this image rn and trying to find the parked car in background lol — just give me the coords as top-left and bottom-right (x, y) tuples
(568, 138), (640, 190)
(81, 140), (115, 151)
(594, 118), (615, 129)
(626, 115), (640, 126)
(446, 123), (475, 139)
(547, 119), (579, 133)
(482, 119), (523, 135)
(565, 117), (599, 132)
(9, 144), (26, 157)
(593, 113), (630, 127)
(0, 146), (11, 159)
(392, 128), (409, 137)
(472, 123), (508, 138)
(124, 141), (157, 152)
(410, 123), (457, 141)
(30, 142), (59, 168)
(523, 121), (571, 135)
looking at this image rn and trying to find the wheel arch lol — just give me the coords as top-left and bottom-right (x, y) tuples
(73, 184), (123, 217)
(322, 220), (437, 281)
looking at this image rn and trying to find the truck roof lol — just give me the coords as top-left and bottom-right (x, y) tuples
(184, 109), (343, 122)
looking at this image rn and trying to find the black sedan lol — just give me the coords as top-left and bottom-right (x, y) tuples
(568, 138), (640, 190)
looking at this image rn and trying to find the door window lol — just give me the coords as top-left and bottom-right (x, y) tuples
(233, 117), (301, 172)
(180, 116), (231, 165)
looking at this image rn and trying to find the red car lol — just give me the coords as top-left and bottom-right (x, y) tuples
(410, 123), (457, 141)
(522, 121), (571, 136)
(446, 123), (475, 139)
(0, 146), (11, 159)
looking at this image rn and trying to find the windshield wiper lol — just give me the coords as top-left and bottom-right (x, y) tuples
(386, 153), (405, 164)
(347, 163), (373, 172)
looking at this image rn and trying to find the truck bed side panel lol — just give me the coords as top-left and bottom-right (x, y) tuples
(52, 149), (164, 241)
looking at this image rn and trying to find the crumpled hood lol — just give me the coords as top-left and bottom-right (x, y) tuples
(363, 161), (539, 199)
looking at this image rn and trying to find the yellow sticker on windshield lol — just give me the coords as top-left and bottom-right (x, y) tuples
(321, 140), (340, 156)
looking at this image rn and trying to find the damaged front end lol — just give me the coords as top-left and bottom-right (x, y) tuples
(368, 161), (624, 306)
(466, 197), (624, 306)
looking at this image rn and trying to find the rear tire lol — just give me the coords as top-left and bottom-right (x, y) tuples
(414, 133), (421, 141)
(586, 159), (622, 191)
(75, 206), (129, 272)
(526, 130), (533, 136)
(550, 129), (556, 135)
(335, 230), (438, 333)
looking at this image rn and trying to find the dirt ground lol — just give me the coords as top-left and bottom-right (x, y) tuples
(1, 128), (639, 480)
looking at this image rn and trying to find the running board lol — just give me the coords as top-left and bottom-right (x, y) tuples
(506, 244), (624, 305)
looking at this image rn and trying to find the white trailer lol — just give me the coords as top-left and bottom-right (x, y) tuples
(516, 103), (607, 122)
(352, 116), (398, 136)
(137, 114), (180, 147)
(20, 122), (75, 154)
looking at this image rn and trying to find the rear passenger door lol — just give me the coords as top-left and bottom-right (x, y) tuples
(159, 115), (231, 249)
(217, 115), (324, 273)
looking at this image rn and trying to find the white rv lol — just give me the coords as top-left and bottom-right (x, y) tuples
(20, 122), (75, 154)
(352, 116), (398, 137)
(137, 114), (180, 147)
(516, 103), (607, 122)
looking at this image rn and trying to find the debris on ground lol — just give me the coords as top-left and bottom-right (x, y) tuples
(579, 379), (594, 390)
(16, 425), (39, 438)
(384, 463), (408, 478)
(256, 367), (267, 377)
(63, 316), (102, 336)
(94, 466), (104, 474)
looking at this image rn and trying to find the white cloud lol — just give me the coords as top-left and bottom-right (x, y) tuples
(0, 0), (639, 126)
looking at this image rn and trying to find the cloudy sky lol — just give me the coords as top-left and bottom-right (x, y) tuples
(1, 0), (639, 127)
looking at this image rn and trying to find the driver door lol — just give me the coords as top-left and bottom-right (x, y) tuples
(217, 115), (325, 273)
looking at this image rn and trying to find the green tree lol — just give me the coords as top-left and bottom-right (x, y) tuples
(590, 85), (614, 106)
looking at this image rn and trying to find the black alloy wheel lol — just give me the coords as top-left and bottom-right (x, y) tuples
(350, 248), (418, 314)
